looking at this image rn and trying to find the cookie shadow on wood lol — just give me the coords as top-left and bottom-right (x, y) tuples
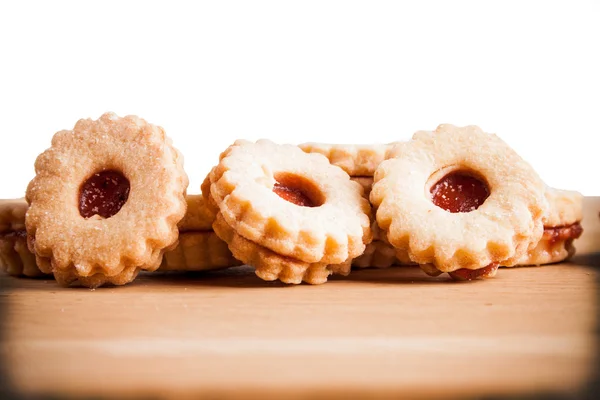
(569, 252), (600, 267)
(339, 266), (463, 285)
(141, 265), (290, 288)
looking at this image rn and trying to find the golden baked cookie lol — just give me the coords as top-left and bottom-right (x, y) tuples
(25, 112), (189, 288)
(371, 124), (548, 279)
(177, 194), (216, 232)
(205, 139), (372, 284)
(159, 231), (241, 271)
(511, 187), (583, 266)
(298, 142), (397, 177)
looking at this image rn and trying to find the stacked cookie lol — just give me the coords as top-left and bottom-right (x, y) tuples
(19, 113), (244, 287)
(0, 113), (585, 288)
(201, 139), (372, 284)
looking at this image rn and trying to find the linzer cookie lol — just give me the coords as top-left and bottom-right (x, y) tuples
(0, 199), (46, 277)
(510, 187), (583, 266)
(298, 142), (397, 177)
(204, 139), (372, 284)
(25, 112), (189, 287)
(371, 124), (549, 280)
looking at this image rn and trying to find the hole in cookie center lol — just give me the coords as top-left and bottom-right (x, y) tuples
(273, 172), (324, 207)
(430, 171), (489, 213)
(79, 170), (130, 219)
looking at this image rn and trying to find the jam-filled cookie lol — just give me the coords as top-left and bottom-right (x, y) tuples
(25, 113), (189, 287)
(298, 142), (398, 177)
(204, 139), (372, 284)
(511, 187), (583, 266)
(371, 124), (548, 280)
(0, 199), (45, 277)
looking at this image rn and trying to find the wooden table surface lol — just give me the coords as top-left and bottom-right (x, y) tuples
(1, 198), (599, 399)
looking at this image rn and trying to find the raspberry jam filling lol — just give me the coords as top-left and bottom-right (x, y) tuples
(273, 183), (315, 207)
(430, 172), (490, 213)
(272, 173), (324, 208)
(79, 170), (130, 219)
(543, 223), (583, 244)
(449, 263), (499, 281)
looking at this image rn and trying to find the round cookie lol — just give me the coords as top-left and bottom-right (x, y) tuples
(205, 139), (372, 284)
(25, 112), (189, 287)
(371, 124), (548, 279)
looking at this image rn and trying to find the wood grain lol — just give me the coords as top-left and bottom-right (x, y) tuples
(1, 198), (599, 399)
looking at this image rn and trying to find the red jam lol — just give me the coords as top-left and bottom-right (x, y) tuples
(273, 183), (315, 207)
(431, 172), (489, 213)
(79, 170), (130, 219)
(448, 263), (499, 281)
(543, 223), (583, 244)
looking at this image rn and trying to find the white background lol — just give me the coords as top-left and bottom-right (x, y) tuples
(0, 0), (598, 198)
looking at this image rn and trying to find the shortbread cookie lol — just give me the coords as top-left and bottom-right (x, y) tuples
(512, 187), (583, 266)
(159, 231), (242, 271)
(0, 198), (28, 233)
(298, 143), (397, 177)
(25, 112), (189, 288)
(372, 124), (548, 278)
(178, 194), (216, 232)
(213, 213), (351, 284)
(205, 139), (372, 283)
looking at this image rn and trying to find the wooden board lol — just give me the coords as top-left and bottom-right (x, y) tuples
(1, 198), (599, 399)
